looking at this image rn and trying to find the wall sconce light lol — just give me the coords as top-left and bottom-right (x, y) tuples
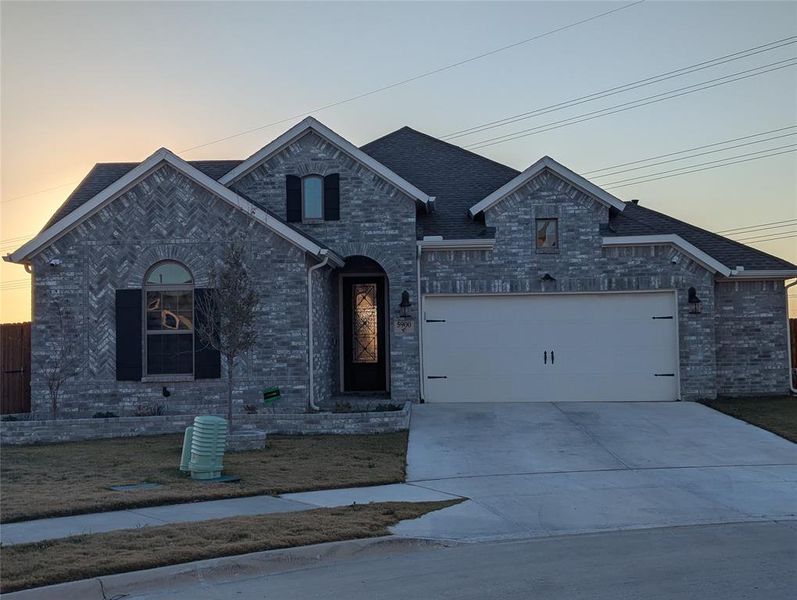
(687, 287), (702, 314)
(399, 290), (412, 318)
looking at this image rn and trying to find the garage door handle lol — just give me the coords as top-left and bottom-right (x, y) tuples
(427, 375), (447, 379)
(654, 373), (675, 377)
(551, 350), (555, 364)
(425, 319), (446, 323)
(544, 351), (547, 364)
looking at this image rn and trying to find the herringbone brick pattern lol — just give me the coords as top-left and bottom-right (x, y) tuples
(31, 164), (312, 416)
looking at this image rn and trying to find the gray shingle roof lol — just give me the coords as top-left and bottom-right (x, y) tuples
(38, 129), (794, 272)
(43, 160), (242, 230)
(607, 202), (797, 271)
(361, 127), (519, 239)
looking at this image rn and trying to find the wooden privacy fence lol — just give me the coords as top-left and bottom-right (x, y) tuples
(791, 319), (797, 386)
(1, 322), (31, 414)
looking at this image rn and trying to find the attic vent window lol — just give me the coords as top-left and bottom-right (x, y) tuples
(535, 218), (559, 253)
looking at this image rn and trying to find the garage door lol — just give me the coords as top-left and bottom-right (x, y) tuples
(422, 292), (679, 402)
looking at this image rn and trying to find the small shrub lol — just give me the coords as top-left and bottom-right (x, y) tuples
(92, 411), (118, 419)
(372, 403), (403, 412)
(133, 403), (166, 417)
(331, 401), (353, 413)
(330, 401), (403, 414)
(1, 413), (33, 422)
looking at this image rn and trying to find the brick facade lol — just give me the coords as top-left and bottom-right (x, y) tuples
(419, 170), (789, 401)
(714, 280), (791, 396)
(31, 164), (315, 417)
(231, 132), (420, 403)
(0, 404), (411, 445)
(26, 143), (791, 418)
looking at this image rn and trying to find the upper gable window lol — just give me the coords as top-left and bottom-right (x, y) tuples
(286, 174), (340, 223)
(535, 218), (559, 252)
(302, 176), (324, 221)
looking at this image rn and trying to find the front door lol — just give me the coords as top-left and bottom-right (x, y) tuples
(342, 277), (387, 391)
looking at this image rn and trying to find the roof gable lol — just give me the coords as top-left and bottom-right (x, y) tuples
(6, 148), (342, 266)
(9, 125), (794, 275)
(602, 234), (732, 276)
(42, 160), (243, 230)
(218, 117), (434, 207)
(468, 156), (626, 217)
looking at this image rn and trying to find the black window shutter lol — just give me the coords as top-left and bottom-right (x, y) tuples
(194, 288), (221, 379)
(286, 175), (302, 222)
(115, 289), (142, 381)
(324, 173), (340, 221)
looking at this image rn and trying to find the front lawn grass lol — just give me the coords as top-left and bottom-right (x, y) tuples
(0, 432), (408, 523)
(0, 499), (461, 593)
(701, 397), (797, 443)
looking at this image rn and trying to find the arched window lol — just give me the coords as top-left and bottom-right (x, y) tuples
(144, 261), (194, 376)
(286, 173), (340, 222)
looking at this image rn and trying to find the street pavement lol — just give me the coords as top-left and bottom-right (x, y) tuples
(125, 521), (797, 600)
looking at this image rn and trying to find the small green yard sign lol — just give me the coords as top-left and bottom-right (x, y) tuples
(263, 386), (281, 405)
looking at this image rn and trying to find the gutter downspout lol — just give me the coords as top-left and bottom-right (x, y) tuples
(787, 279), (797, 395)
(417, 243), (424, 402)
(307, 251), (330, 412)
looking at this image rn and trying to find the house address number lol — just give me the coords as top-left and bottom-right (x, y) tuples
(393, 317), (415, 334)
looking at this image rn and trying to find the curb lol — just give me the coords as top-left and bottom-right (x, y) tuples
(2, 535), (457, 599)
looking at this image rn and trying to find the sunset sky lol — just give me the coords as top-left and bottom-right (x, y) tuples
(2, 1), (796, 321)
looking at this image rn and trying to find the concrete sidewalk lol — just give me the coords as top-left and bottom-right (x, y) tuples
(1, 495), (312, 545)
(0, 483), (458, 546)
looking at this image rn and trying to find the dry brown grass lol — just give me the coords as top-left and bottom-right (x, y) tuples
(702, 397), (797, 443)
(0, 432), (408, 523)
(0, 499), (461, 593)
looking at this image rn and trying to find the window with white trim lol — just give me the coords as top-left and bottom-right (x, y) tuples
(144, 261), (194, 376)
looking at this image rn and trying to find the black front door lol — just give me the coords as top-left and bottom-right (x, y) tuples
(342, 277), (387, 391)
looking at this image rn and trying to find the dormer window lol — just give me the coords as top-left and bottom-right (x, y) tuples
(286, 174), (340, 223)
(536, 218), (558, 253)
(302, 176), (324, 221)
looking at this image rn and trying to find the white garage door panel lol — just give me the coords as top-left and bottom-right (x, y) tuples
(422, 293), (679, 403)
(426, 373), (676, 403)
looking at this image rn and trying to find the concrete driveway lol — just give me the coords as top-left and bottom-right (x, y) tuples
(394, 402), (797, 541)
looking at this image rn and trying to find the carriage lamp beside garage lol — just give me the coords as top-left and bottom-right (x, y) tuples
(399, 290), (412, 318)
(394, 290), (415, 334)
(687, 287), (703, 314)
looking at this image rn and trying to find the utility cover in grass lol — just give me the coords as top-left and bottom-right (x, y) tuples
(193, 475), (241, 484)
(108, 483), (163, 492)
